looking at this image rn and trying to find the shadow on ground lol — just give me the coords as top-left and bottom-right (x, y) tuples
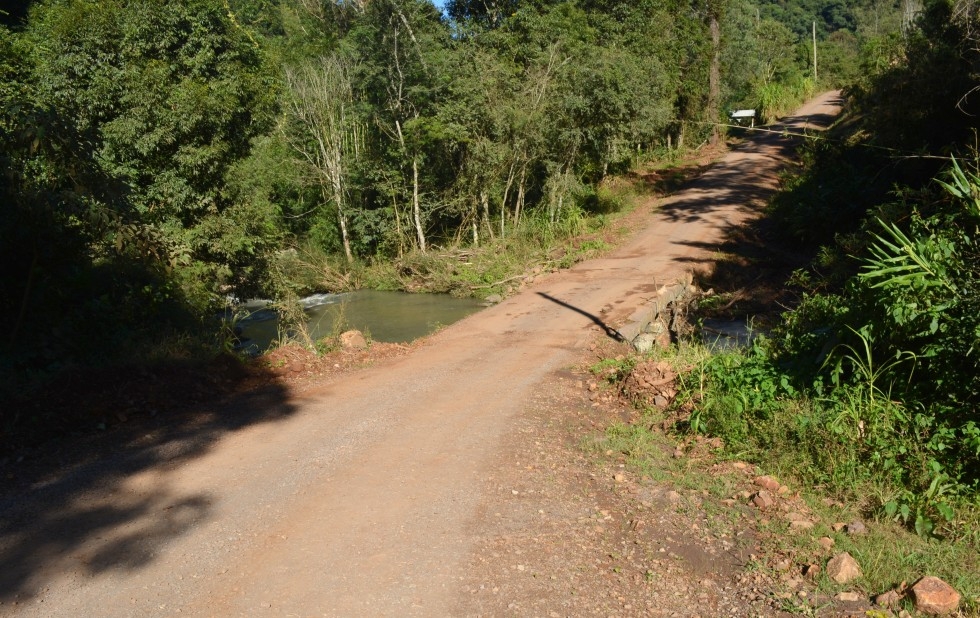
(661, 100), (843, 322)
(0, 359), (296, 603)
(674, 218), (812, 322)
(537, 293), (626, 343)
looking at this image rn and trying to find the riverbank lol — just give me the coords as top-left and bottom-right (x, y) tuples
(1, 142), (728, 462)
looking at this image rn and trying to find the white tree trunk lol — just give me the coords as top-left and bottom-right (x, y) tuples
(480, 190), (493, 241)
(334, 182), (353, 262)
(283, 56), (358, 263)
(412, 156), (426, 253)
(514, 163), (527, 227)
(499, 161), (516, 238)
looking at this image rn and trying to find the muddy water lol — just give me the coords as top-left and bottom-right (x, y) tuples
(235, 290), (484, 354)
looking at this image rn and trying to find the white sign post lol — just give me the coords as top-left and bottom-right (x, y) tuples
(730, 109), (756, 128)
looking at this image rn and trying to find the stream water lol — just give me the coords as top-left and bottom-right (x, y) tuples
(700, 318), (761, 350)
(233, 290), (485, 355)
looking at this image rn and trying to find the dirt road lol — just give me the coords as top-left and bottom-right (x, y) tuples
(0, 93), (842, 617)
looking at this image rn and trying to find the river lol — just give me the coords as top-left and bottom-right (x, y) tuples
(233, 290), (485, 354)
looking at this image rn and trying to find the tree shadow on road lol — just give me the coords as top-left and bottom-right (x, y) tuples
(652, 121), (817, 226)
(671, 217), (812, 322)
(664, 99), (844, 322)
(0, 361), (297, 605)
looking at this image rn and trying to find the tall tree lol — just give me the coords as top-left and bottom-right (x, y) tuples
(705, 0), (725, 145)
(282, 55), (360, 262)
(350, 0), (453, 253)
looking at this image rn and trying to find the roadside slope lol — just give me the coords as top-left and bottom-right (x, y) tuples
(0, 93), (842, 617)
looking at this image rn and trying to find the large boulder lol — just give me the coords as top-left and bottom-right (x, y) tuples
(340, 330), (368, 350)
(911, 576), (960, 615)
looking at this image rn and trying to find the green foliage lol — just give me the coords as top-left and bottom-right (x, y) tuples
(687, 341), (797, 441)
(0, 0), (282, 403)
(602, 349), (979, 607)
(683, 148), (980, 530)
(719, 0), (980, 537)
(2, 0), (880, 417)
(746, 154), (980, 536)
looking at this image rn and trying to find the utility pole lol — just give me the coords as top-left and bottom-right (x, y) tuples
(812, 21), (818, 81)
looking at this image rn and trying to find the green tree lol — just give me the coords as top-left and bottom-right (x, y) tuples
(1, 0), (281, 377)
(349, 0), (456, 252)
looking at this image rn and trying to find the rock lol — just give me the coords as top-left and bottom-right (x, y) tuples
(672, 447), (684, 459)
(622, 360), (678, 406)
(774, 558), (792, 572)
(339, 330), (368, 350)
(485, 294), (503, 304)
(836, 591), (863, 602)
(789, 519), (814, 531)
(803, 564), (821, 579)
(826, 552), (862, 584)
(753, 475), (781, 491)
(832, 522), (847, 532)
(632, 333), (657, 354)
(846, 520), (868, 535)
(817, 536), (835, 551)
(751, 490), (775, 510)
(875, 589), (904, 608)
(613, 472), (626, 483)
(910, 576), (960, 615)
(666, 490), (681, 503)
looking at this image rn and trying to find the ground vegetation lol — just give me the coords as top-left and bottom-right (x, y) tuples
(621, 0), (980, 588)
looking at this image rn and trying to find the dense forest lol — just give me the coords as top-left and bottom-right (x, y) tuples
(0, 0), (892, 379)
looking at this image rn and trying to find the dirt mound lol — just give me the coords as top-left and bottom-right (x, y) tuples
(622, 359), (680, 409)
